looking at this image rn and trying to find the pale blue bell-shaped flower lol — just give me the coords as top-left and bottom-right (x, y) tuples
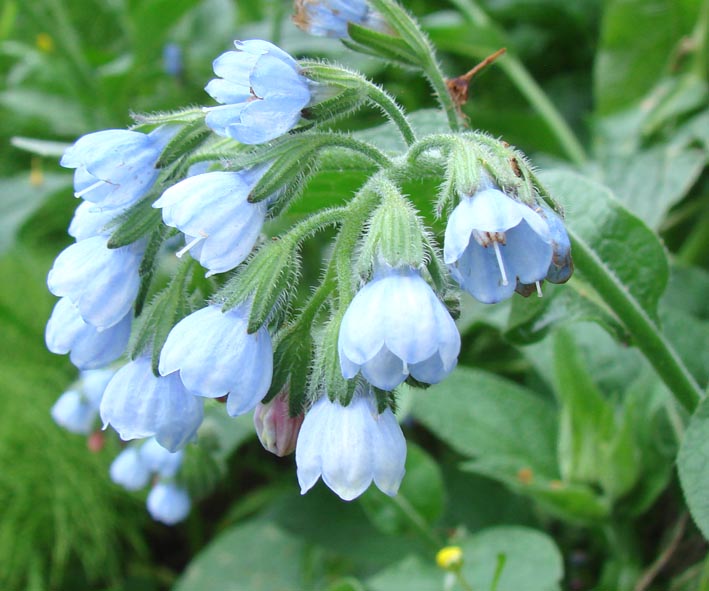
(147, 482), (191, 525)
(153, 169), (268, 275)
(60, 126), (176, 208)
(100, 357), (204, 452)
(51, 389), (97, 435)
(68, 200), (126, 241)
(109, 447), (151, 491)
(47, 236), (144, 329)
(204, 40), (311, 144)
(140, 437), (184, 478)
(293, 0), (384, 39)
(338, 265), (460, 391)
(159, 304), (273, 417)
(296, 384), (406, 501)
(45, 297), (131, 369)
(444, 187), (553, 304)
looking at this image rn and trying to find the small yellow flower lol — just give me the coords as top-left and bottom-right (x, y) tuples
(436, 546), (463, 571)
(36, 33), (54, 53)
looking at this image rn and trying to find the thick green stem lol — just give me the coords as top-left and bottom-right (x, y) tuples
(315, 133), (394, 168)
(570, 231), (702, 413)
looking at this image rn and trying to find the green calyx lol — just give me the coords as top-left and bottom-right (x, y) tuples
(359, 177), (426, 272)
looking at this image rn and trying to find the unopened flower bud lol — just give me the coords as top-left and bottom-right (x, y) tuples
(253, 389), (304, 457)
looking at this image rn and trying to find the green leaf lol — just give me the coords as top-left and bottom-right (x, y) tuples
(0, 173), (71, 254)
(541, 169), (669, 323)
(411, 367), (558, 477)
(359, 442), (445, 536)
(368, 526), (564, 591)
(173, 519), (307, 591)
(594, 0), (701, 114)
(540, 169), (702, 413)
(678, 395), (709, 540)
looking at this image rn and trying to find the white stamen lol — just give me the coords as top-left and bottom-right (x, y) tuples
(492, 241), (508, 286)
(74, 179), (106, 199)
(535, 281), (543, 298)
(176, 235), (205, 258)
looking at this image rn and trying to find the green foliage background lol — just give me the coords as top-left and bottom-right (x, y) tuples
(0, 0), (707, 590)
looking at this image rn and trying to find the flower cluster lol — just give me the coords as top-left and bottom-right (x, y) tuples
(110, 438), (191, 525)
(46, 4), (572, 511)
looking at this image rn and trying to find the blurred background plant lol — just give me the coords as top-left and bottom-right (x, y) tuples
(0, 0), (707, 590)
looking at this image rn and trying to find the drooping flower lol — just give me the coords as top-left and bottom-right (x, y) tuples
(139, 437), (184, 478)
(109, 447), (151, 491)
(146, 482), (191, 525)
(153, 168), (268, 275)
(293, 0), (386, 39)
(47, 236), (144, 329)
(50, 369), (114, 434)
(46, 297), (131, 369)
(444, 186), (552, 304)
(159, 304), (273, 417)
(60, 126), (176, 209)
(338, 265), (460, 391)
(204, 40), (311, 144)
(100, 357), (204, 452)
(51, 390), (98, 435)
(296, 384), (406, 501)
(254, 388), (304, 457)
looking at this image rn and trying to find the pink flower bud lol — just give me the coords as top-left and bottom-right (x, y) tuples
(254, 390), (304, 457)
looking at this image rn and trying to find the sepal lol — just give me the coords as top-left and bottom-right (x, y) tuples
(359, 181), (425, 271)
(155, 118), (212, 170)
(344, 22), (420, 67)
(107, 196), (163, 249)
(308, 309), (357, 406)
(267, 325), (314, 416)
(129, 260), (194, 374)
(219, 240), (300, 333)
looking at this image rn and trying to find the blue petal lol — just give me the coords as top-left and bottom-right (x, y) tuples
(47, 237), (143, 329)
(100, 357), (203, 451)
(372, 406), (407, 496)
(140, 438), (184, 478)
(68, 201), (125, 241)
(360, 346), (407, 391)
(449, 241), (517, 304)
(295, 396), (329, 494)
(319, 394), (375, 501)
(51, 390), (96, 435)
(226, 96), (306, 144)
(46, 298), (131, 369)
(503, 220), (553, 285)
(110, 448), (151, 491)
(147, 483), (191, 525)
(158, 305), (273, 415)
(204, 78), (252, 104)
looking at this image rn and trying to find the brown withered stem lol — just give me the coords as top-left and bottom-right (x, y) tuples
(446, 47), (507, 117)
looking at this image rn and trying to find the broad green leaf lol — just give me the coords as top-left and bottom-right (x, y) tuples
(594, 0), (701, 114)
(173, 520), (306, 591)
(411, 367), (558, 477)
(368, 526), (564, 591)
(0, 173), (71, 254)
(0, 90), (89, 135)
(540, 169), (669, 324)
(678, 396), (709, 540)
(359, 442), (445, 536)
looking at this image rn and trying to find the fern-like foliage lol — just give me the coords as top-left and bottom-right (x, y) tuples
(0, 250), (147, 590)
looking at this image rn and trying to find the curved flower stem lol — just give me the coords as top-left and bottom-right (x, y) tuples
(284, 206), (349, 246)
(447, 0), (588, 165)
(312, 133), (395, 168)
(569, 231), (702, 413)
(364, 83), (418, 146)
